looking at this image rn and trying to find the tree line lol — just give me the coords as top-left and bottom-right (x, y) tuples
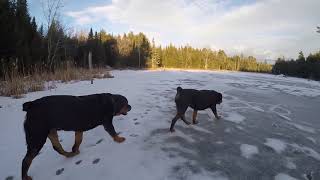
(150, 42), (271, 72)
(272, 51), (320, 80)
(0, 0), (272, 80)
(0, 0), (152, 78)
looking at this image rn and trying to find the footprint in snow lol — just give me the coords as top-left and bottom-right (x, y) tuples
(96, 139), (103, 144)
(75, 160), (82, 165)
(133, 118), (138, 121)
(305, 171), (313, 180)
(130, 134), (139, 137)
(56, 168), (64, 176)
(134, 122), (140, 125)
(5, 176), (14, 180)
(92, 158), (100, 164)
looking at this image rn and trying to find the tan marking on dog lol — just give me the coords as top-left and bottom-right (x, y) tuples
(48, 129), (76, 157)
(72, 131), (83, 154)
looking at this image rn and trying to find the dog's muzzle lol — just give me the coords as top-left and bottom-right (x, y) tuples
(122, 104), (131, 115)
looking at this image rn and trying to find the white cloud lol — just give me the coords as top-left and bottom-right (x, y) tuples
(66, 0), (320, 61)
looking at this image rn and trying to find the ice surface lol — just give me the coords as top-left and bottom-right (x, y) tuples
(264, 138), (287, 154)
(274, 173), (298, 180)
(240, 144), (259, 159)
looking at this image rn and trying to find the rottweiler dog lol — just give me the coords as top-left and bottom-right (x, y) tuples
(21, 93), (131, 180)
(170, 87), (222, 132)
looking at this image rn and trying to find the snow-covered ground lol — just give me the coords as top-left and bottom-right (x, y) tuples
(0, 70), (320, 180)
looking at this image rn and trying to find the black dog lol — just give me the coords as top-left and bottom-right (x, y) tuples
(170, 87), (222, 132)
(21, 93), (131, 180)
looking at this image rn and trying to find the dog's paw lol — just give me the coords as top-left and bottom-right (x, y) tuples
(169, 128), (175, 133)
(114, 136), (126, 143)
(65, 151), (79, 158)
(74, 150), (80, 155)
(23, 176), (32, 180)
(72, 147), (80, 154)
(216, 116), (221, 120)
(193, 121), (199, 125)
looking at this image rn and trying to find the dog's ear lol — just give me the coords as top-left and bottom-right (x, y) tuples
(218, 93), (223, 102)
(113, 95), (129, 114)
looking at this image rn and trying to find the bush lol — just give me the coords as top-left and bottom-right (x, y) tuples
(0, 65), (112, 98)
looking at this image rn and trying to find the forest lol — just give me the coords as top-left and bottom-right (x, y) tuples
(272, 51), (320, 80)
(0, 0), (272, 80)
(2, 0), (320, 83)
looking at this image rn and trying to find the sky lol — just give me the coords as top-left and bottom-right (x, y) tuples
(28, 0), (320, 62)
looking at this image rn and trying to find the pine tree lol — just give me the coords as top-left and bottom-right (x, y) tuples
(297, 51), (305, 62)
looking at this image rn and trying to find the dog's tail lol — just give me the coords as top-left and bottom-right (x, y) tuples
(175, 87), (183, 101)
(22, 101), (33, 112)
(23, 115), (32, 149)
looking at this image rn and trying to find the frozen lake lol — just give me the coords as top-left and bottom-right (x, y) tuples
(0, 70), (319, 180)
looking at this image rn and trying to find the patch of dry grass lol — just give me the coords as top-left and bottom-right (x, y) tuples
(0, 66), (112, 98)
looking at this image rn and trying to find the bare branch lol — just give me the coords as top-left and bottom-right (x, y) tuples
(41, 0), (65, 70)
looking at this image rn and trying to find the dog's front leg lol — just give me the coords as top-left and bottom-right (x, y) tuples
(72, 131), (83, 154)
(192, 110), (198, 124)
(211, 105), (221, 119)
(103, 116), (126, 143)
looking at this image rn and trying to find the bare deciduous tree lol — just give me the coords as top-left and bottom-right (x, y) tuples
(41, 0), (64, 71)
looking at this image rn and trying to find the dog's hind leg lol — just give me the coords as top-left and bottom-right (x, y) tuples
(22, 149), (40, 180)
(22, 127), (48, 180)
(170, 114), (180, 132)
(181, 115), (191, 125)
(178, 105), (190, 125)
(72, 131), (83, 155)
(48, 129), (76, 158)
(192, 110), (198, 124)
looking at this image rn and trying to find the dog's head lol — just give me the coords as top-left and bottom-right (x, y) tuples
(217, 93), (223, 104)
(112, 94), (131, 116)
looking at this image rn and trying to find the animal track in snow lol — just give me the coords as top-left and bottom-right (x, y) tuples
(96, 139), (103, 144)
(5, 176), (14, 180)
(75, 160), (82, 165)
(92, 158), (100, 164)
(56, 168), (64, 175)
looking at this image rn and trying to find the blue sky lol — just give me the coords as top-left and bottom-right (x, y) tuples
(28, 0), (320, 61)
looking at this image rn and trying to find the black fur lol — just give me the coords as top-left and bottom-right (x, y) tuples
(170, 86), (222, 131)
(21, 93), (131, 180)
